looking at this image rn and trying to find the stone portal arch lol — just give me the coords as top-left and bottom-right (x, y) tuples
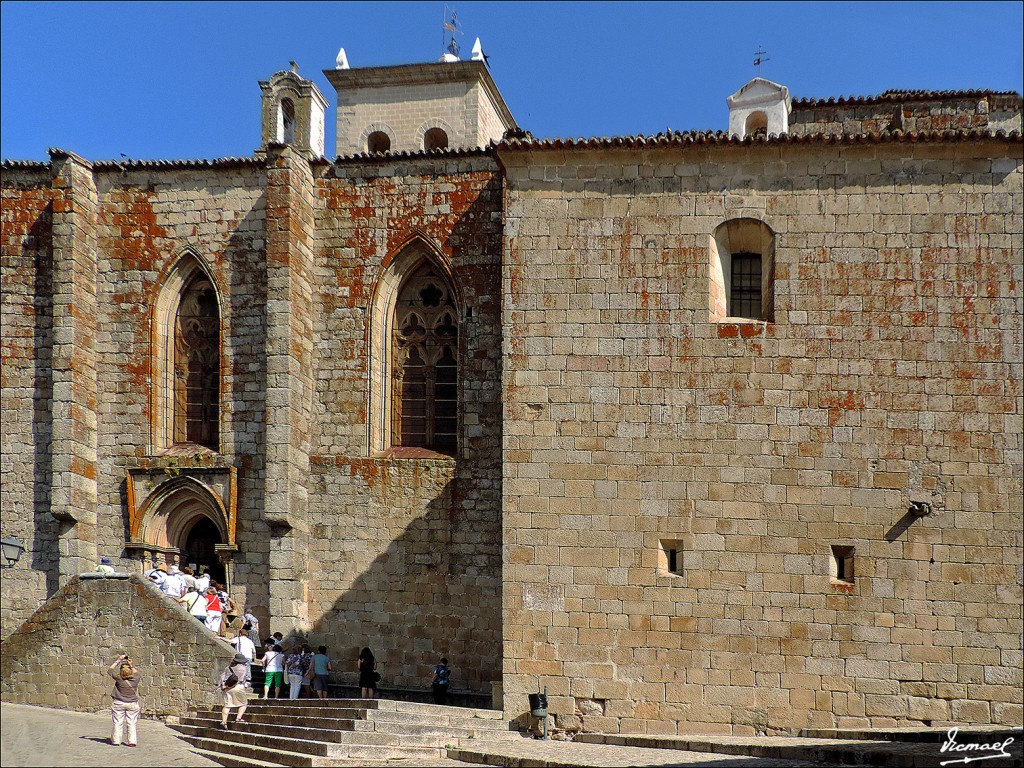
(126, 469), (237, 587)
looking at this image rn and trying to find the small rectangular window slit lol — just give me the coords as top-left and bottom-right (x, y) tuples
(659, 539), (684, 577)
(830, 545), (855, 584)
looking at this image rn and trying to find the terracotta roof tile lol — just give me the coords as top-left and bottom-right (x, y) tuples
(497, 128), (1023, 152)
(91, 156), (265, 171)
(332, 146), (494, 164)
(792, 89), (1022, 107)
(1, 159), (50, 169)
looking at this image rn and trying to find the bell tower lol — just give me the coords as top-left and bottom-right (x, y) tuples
(259, 62), (328, 157)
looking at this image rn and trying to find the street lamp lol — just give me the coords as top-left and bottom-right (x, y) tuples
(1, 536), (25, 567)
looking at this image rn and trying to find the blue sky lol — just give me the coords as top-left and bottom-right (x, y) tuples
(2, 1), (1021, 161)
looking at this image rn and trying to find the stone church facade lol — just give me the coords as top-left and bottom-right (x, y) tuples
(1, 54), (1021, 735)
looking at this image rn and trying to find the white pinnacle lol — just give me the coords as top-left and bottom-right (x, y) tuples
(336, 47), (350, 70)
(471, 37), (486, 63)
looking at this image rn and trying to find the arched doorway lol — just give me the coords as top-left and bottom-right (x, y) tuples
(128, 473), (236, 590)
(182, 516), (225, 584)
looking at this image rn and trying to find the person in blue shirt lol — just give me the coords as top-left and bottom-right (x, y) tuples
(311, 646), (332, 699)
(430, 657), (451, 705)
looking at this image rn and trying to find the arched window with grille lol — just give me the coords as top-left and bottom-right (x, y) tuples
(391, 263), (458, 454)
(173, 274), (220, 449)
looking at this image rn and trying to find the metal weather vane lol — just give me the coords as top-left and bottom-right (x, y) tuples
(754, 46), (769, 74)
(442, 5), (463, 58)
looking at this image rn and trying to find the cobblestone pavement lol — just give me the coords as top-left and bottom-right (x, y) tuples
(0, 703), (219, 768)
(446, 734), (819, 767)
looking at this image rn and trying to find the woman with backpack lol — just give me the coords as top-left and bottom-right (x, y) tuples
(219, 653), (250, 729)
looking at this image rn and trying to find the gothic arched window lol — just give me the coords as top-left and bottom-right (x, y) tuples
(391, 264), (458, 454)
(174, 275), (220, 449)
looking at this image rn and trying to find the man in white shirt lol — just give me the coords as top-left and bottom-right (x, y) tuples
(180, 566), (198, 591)
(161, 566), (186, 601)
(195, 568), (211, 594)
(229, 629), (257, 685)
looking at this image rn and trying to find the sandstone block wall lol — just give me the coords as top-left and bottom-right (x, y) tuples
(0, 164), (61, 632)
(337, 81), (471, 155)
(304, 155), (504, 691)
(0, 574), (236, 714)
(1, 157), (272, 635)
(1, 152), (506, 695)
(789, 93), (1023, 136)
(498, 138), (1023, 735)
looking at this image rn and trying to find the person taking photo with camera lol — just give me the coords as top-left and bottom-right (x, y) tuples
(108, 654), (141, 747)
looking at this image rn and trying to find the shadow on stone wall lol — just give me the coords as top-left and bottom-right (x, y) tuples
(312, 475), (503, 697)
(31, 202), (59, 597)
(0, 573), (235, 715)
(225, 202), (271, 629)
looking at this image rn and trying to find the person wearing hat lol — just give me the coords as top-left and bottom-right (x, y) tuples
(219, 653), (251, 729)
(145, 562), (166, 587)
(97, 557), (115, 575)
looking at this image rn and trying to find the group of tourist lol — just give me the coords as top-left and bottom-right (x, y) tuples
(225, 634), (335, 701)
(107, 644), (453, 744)
(105, 572), (452, 744)
(145, 562), (253, 637)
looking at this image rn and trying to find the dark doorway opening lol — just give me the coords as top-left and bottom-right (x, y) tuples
(182, 517), (225, 584)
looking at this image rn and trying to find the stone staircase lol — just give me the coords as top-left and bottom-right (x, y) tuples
(170, 697), (518, 766)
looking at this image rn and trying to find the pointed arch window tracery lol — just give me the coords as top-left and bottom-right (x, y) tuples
(174, 274), (220, 448)
(391, 263), (458, 454)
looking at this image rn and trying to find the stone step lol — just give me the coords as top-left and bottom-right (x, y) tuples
(366, 718), (520, 741)
(180, 717), (365, 741)
(196, 704), (371, 719)
(175, 733), (315, 768)
(244, 697), (377, 709)
(175, 721), (445, 752)
(328, 683), (494, 710)
(188, 712), (369, 730)
(174, 724), (337, 756)
(341, 743), (446, 761)
(372, 698), (502, 720)
(184, 711), (520, 744)
(187, 745), (292, 768)
(366, 708), (514, 731)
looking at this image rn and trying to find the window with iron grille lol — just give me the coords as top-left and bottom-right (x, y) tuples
(392, 264), (458, 454)
(730, 251), (762, 319)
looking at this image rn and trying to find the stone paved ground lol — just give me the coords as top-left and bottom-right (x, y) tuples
(0, 702), (219, 768)
(447, 734), (820, 767)
(0, 701), (812, 768)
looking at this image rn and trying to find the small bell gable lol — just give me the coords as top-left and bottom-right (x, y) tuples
(727, 77), (791, 139)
